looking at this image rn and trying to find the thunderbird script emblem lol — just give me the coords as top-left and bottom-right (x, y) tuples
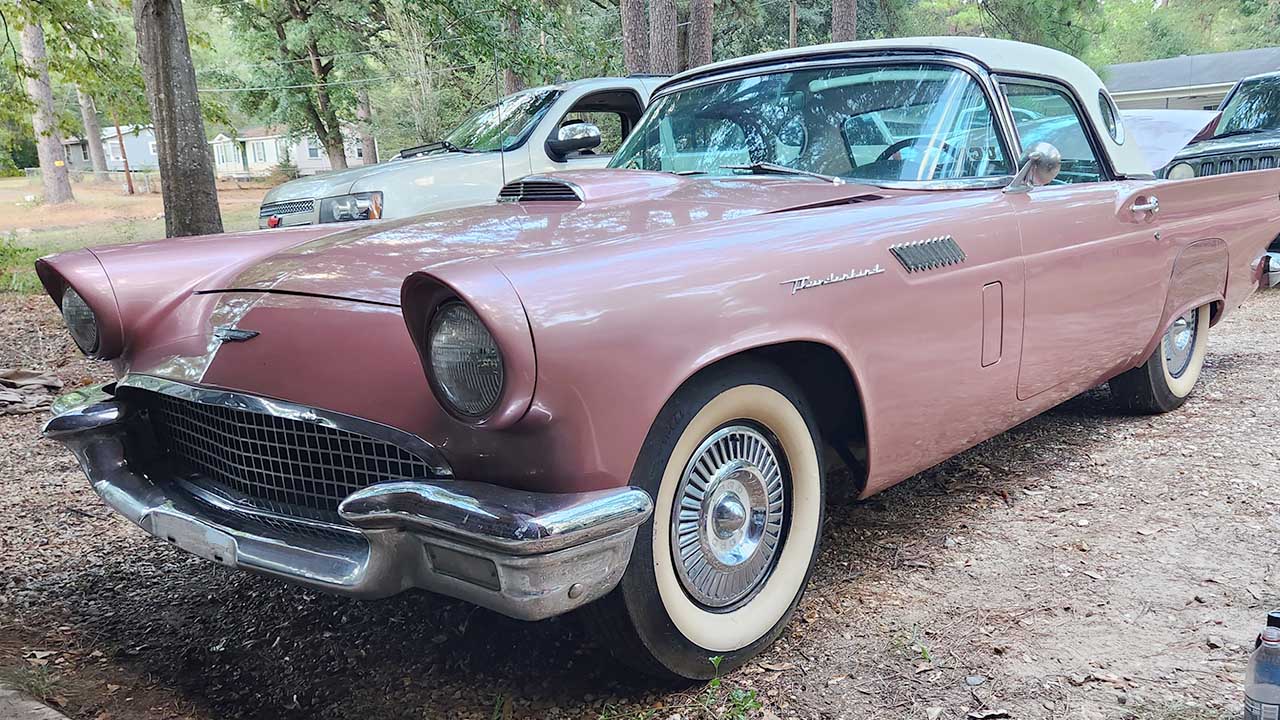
(213, 326), (260, 343)
(779, 264), (886, 295)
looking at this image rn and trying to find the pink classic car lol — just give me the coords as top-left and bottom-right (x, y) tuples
(38, 38), (1280, 680)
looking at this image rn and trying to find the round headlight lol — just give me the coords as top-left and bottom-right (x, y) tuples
(1167, 162), (1196, 180)
(61, 287), (99, 356)
(428, 301), (504, 418)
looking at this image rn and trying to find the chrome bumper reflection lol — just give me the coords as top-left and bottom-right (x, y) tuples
(1265, 252), (1280, 289)
(42, 387), (653, 621)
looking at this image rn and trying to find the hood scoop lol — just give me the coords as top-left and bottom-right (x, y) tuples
(497, 177), (583, 203)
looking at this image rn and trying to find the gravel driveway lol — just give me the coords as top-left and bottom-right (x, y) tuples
(1, 290), (1277, 720)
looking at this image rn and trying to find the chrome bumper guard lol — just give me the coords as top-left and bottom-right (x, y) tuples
(42, 387), (653, 621)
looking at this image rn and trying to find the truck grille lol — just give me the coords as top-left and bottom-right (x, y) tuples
(259, 199), (315, 218)
(145, 392), (435, 518)
(1195, 153), (1277, 176)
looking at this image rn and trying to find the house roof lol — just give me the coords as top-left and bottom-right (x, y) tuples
(1103, 46), (1280, 93)
(62, 124), (153, 145)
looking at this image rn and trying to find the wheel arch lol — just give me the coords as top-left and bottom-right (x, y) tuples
(670, 339), (870, 495)
(1135, 237), (1228, 365)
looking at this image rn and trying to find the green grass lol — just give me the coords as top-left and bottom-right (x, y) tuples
(0, 203), (260, 295)
(0, 665), (63, 703)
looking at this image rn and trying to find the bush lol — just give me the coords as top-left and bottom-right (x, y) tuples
(267, 161), (299, 185)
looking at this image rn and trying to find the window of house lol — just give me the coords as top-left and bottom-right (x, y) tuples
(1000, 79), (1104, 184)
(307, 140), (321, 159)
(148, 141), (157, 156)
(107, 142), (122, 161)
(251, 141), (266, 163)
(355, 145), (364, 158)
(80, 144), (89, 162)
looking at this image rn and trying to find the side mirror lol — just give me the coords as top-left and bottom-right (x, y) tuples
(1004, 142), (1061, 194)
(546, 122), (602, 161)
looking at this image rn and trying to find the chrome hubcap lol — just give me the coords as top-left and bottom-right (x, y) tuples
(1162, 309), (1199, 378)
(671, 425), (786, 609)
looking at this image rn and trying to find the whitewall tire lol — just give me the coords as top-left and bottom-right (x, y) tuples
(585, 358), (825, 680)
(1111, 304), (1211, 413)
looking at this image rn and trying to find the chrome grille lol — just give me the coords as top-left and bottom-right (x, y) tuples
(259, 199), (315, 218)
(1191, 153), (1277, 177)
(146, 392), (435, 516)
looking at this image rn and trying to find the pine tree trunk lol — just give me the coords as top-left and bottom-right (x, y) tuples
(76, 89), (109, 180)
(686, 0), (713, 69)
(620, 0), (648, 74)
(831, 0), (857, 41)
(789, 0), (798, 47)
(356, 88), (378, 164)
(134, 0), (223, 236)
(649, 0), (679, 74)
(503, 11), (525, 94)
(21, 21), (74, 205)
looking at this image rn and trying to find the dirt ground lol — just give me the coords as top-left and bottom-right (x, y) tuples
(0, 289), (1277, 720)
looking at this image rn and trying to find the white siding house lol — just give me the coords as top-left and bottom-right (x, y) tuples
(209, 125), (373, 178)
(63, 125), (159, 172)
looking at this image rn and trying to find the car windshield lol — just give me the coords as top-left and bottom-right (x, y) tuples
(1216, 76), (1280, 137)
(609, 63), (1012, 184)
(443, 88), (561, 152)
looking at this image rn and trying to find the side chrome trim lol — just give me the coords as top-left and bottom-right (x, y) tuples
(115, 374), (453, 478)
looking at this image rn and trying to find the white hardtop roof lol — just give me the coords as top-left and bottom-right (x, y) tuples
(661, 37), (1152, 178)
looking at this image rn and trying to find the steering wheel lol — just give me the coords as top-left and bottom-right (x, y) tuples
(875, 137), (954, 164)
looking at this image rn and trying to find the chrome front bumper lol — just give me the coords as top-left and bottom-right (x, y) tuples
(42, 387), (652, 621)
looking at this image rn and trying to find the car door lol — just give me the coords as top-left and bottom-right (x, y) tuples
(998, 76), (1169, 401)
(529, 86), (647, 174)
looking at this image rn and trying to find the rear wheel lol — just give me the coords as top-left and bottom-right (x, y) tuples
(1109, 304), (1210, 413)
(585, 359), (825, 680)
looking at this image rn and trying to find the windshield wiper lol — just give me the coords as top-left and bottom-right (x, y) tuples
(397, 140), (475, 159)
(1212, 127), (1269, 140)
(720, 162), (845, 185)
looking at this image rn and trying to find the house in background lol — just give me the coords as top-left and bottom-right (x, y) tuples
(209, 125), (373, 178)
(1104, 46), (1280, 110)
(62, 125), (159, 172)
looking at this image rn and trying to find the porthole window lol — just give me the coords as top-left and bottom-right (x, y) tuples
(1098, 90), (1124, 145)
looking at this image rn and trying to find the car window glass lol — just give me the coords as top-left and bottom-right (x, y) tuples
(611, 63), (1011, 183)
(1001, 81), (1103, 184)
(1217, 76), (1280, 136)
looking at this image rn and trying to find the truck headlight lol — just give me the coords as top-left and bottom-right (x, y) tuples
(1167, 162), (1196, 180)
(427, 301), (504, 419)
(61, 287), (100, 356)
(319, 192), (383, 223)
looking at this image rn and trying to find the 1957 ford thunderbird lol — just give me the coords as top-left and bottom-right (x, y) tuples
(37, 38), (1280, 679)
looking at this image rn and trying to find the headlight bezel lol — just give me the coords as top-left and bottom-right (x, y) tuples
(60, 287), (101, 356)
(319, 191), (383, 224)
(1167, 162), (1196, 180)
(426, 300), (506, 421)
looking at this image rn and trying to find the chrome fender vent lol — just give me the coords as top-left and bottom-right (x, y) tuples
(890, 236), (966, 274)
(497, 178), (582, 203)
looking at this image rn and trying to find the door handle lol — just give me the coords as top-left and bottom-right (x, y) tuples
(1131, 197), (1160, 215)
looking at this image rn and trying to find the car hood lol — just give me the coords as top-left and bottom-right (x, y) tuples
(260, 150), (461, 204)
(1172, 127), (1280, 161)
(212, 169), (892, 305)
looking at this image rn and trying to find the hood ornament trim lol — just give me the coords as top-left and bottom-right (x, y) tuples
(213, 326), (260, 343)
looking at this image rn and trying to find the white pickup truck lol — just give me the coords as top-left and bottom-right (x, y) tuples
(257, 76), (666, 229)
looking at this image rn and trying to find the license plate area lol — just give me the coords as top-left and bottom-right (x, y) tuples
(151, 511), (237, 567)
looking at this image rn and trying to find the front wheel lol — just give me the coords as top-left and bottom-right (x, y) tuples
(585, 359), (825, 680)
(1109, 304), (1210, 413)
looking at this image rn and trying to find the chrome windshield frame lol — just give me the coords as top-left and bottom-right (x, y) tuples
(618, 53), (1022, 191)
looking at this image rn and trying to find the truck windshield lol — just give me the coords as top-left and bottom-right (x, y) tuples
(1216, 76), (1280, 137)
(609, 63), (1011, 184)
(443, 89), (561, 152)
